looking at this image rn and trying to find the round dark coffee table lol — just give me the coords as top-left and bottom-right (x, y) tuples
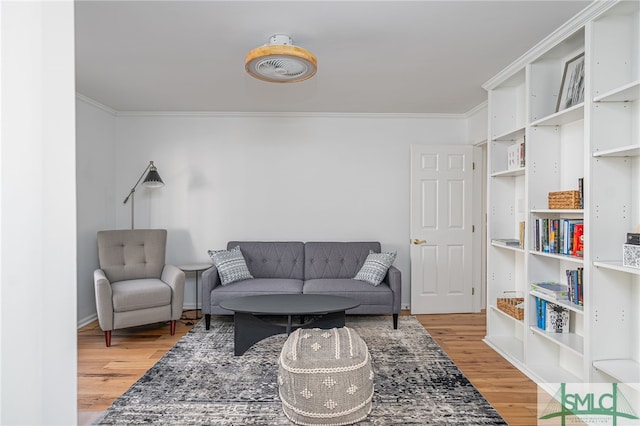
(220, 294), (359, 355)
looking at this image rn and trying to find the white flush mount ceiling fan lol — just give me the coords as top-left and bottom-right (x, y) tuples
(245, 34), (317, 83)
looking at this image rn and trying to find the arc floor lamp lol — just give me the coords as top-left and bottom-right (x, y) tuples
(123, 161), (164, 229)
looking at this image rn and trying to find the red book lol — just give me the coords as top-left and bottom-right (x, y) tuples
(573, 223), (584, 257)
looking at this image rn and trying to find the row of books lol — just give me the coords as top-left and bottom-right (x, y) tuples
(532, 218), (584, 257)
(531, 271), (583, 307)
(534, 297), (570, 333)
(566, 268), (584, 306)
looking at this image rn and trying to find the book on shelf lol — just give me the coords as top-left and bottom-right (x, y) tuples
(565, 268), (583, 306)
(492, 238), (521, 247)
(573, 223), (584, 257)
(533, 218), (583, 256)
(578, 178), (584, 209)
(519, 221), (525, 249)
(530, 282), (569, 300)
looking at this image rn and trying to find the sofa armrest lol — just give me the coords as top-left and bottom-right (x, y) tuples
(162, 264), (186, 321)
(94, 269), (114, 331)
(201, 265), (221, 315)
(383, 265), (402, 314)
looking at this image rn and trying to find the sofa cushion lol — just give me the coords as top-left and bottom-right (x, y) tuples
(354, 250), (397, 286)
(208, 246), (254, 286)
(303, 278), (392, 307)
(227, 241), (304, 280)
(304, 242), (381, 280)
(211, 278), (304, 307)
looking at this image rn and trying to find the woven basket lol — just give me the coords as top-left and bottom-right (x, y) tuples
(497, 297), (524, 320)
(548, 191), (581, 209)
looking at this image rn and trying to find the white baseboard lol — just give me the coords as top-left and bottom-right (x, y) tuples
(77, 313), (98, 329)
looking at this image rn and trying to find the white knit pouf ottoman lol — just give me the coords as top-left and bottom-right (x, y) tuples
(278, 327), (374, 426)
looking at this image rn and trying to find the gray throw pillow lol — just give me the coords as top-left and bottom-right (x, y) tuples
(354, 250), (396, 286)
(208, 246), (254, 286)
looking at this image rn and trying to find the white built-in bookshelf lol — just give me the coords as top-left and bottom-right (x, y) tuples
(484, 0), (640, 393)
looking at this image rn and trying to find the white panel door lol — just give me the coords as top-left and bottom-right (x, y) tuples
(410, 145), (479, 314)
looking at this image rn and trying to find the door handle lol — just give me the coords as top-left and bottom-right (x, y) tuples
(412, 239), (427, 245)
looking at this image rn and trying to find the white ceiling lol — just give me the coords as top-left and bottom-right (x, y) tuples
(75, 0), (592, 114)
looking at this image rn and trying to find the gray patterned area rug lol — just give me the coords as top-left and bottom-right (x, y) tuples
(95, 316), (506, 425)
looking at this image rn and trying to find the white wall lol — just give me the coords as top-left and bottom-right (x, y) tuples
(114, 113), (468, 308)
(0, 1), (77, 423)
(76, 97), (117, 325)
(466, 102), (488, 144)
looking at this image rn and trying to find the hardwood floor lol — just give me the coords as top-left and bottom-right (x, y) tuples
(78, 310), (538, 425)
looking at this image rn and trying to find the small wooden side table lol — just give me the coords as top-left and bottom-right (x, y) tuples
(178, 262), (213, 320)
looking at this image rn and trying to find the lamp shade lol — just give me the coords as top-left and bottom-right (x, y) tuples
(142, 163), (164, 188)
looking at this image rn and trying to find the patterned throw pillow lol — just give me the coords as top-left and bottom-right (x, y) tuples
(354, 250), (396, 286)
(207, 246), (254, 286)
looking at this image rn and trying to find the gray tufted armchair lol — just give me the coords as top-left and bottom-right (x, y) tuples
(94, 229), (185, 347)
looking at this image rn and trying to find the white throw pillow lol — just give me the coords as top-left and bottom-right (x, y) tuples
(208, 246), (254, 286)
(354, 250), (396, 286)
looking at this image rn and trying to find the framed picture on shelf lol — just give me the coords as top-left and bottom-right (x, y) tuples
(556, 52), (585, 112)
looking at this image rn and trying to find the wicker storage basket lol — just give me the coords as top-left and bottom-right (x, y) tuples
(497, 295), (524, 320)
(548, 191), (581, 209)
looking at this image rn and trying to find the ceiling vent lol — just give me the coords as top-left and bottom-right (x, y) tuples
(245, 34), (317, 83)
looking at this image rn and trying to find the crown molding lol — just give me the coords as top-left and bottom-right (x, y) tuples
(464, 101), (487, 118)
(76, 94), (471, 120)
(483, 0), (618, 90)
(75, 93), (117, 115)
(114, 110), (466, 119)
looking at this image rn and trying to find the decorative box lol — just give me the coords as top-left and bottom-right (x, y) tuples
(548, 191), (581, 209)
(623, 244), (640, 269)
(546, 302), (570, 333)
(497, 293), (524, 320)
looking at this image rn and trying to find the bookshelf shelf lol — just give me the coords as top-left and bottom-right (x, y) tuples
(491, 241), (524, 252)
(530, 326), (583, 356)
(530, 209), (583, 215)
(529, 251), (584, 264)
(529, 291), (584, 314)
(528, 364), (582, 385)
(492, 127), (526, 142)
(592, 144), (640, 158)
(530, 103), (584, 127)
(593, 359), (640, 387)
(593, 261), (640, 276)
(489, 304), (525, 323)
(593, 80), (640, 103)
(484, 335), (525, 364)
(491, 167), (525, 178)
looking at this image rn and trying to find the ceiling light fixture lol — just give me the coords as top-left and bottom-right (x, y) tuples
(245, 34), (317, 83)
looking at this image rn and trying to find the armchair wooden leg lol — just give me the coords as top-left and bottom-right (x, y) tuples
(105, 331), (112, 347)
(170, 320), (176, 335)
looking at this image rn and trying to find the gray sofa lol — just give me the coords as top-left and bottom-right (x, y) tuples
(202, 241), (401, 329)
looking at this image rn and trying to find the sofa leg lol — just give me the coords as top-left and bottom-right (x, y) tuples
(205, 314), (211, 330)
(105, 330), (111, 347)
(393, 314), (398, 329)
(170, 320), (176, 335)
